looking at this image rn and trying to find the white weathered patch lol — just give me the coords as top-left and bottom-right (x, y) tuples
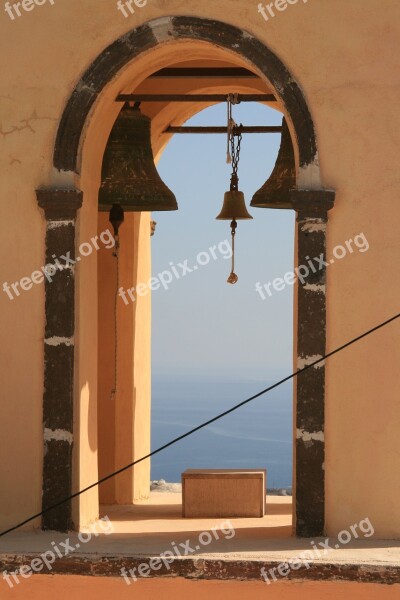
(298, 154), (321, 189)
(75, 80), (98, 96)
(45, 336), (74, 347)
(301, 220), (327, 233)
(273, 80), (285, 96)
(303, 283), (326, 293)
(44, 428), (73, 444)
(151, 17), (174, 43)
(241, 30), (254, 40)
(298, 354), (325, 369)
(296, 429), (324, 442)
(48, 220), (74, 229)
(49, 167), (75, 188)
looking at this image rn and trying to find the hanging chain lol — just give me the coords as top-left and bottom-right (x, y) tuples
(110, 235), (120, 401)
(226, 93), (240, 164)
(230, 126), (242, 190)
(227, 124), (242, 284)
(225, 95), (242, 285)
(226, 98), (233, 163)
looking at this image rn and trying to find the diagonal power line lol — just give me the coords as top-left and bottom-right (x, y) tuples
(1, 311), (399, 538)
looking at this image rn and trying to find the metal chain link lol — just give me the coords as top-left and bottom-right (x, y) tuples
(230, 126), (243, 190)
(226, 94), (241, 164)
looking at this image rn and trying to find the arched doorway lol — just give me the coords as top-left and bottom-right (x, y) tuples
(37, 16), (335, 537)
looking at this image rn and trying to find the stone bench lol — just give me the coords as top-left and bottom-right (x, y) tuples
(182, 468), (267, 518)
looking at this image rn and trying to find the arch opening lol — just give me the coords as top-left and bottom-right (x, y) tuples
(41, 17), (331, 538)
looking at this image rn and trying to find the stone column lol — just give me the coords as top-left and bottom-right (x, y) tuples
(36, 188), (83, 532)
(290, 189), (335, 537)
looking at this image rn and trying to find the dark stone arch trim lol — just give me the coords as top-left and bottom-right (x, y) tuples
(36, 188), (83, 531)
(291, 189), (335, 537)
(48, 16), (333, 538)
(54, 17), (317, 173)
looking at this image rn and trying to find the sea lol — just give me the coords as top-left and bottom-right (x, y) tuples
(150, 376), (293, 490)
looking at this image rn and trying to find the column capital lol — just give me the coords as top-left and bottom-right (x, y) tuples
(36, 188), (83, 221)
(290, 189), (335, 218)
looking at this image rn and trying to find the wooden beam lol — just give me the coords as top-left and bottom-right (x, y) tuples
(149, 67), (259, 79)
(116, 94), (277, 103)
(165, 126), (282, 134)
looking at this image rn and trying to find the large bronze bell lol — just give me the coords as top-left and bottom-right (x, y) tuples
(250, 118), (295, 209)
(99, 103), (178, 212)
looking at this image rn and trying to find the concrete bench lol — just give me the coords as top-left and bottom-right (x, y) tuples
(182, 468), (267, 518)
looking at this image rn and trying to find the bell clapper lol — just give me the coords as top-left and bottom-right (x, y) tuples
(109, 202), (124, 241)
(227, 218), (239, 285)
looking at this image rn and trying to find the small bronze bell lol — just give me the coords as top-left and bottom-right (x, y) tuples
(216, 172), (252, 285)
(216, 122), (252, 285)
(99, 103), (178, 213)
(250, 118), (295, 209)
(216, 173), (253, 221)
(216, 189), (253, 221)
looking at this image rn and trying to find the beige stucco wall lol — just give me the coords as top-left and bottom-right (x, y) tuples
(0, 0), (399, 538)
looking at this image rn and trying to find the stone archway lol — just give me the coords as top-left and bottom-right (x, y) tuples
(36, 16), (335, 536)
(54, 17), (318, 176)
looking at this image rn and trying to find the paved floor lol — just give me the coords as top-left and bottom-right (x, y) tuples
(0, 493), (399, 568)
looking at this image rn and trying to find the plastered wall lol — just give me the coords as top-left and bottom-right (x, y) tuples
(0, 0), (399, 538)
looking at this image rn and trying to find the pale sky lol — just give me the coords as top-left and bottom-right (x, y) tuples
(152, 102), (295, 382)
